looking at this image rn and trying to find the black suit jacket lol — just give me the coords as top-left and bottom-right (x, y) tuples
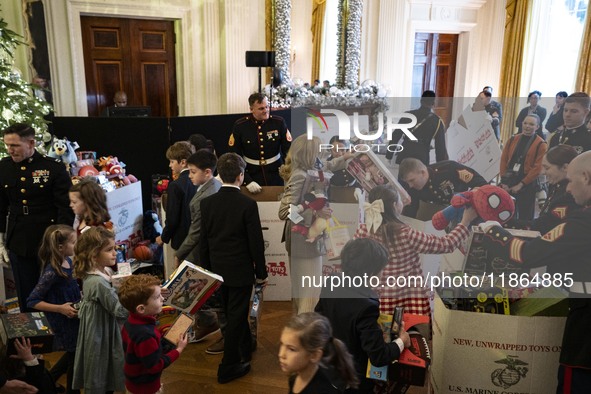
(199, 186), (267, 287)
(161, 170), (196, 250)
(315, 284), (401, 392)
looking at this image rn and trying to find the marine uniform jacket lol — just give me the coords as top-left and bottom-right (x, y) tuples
(506, 179), (581, 234)
(0, 150), (74, 257)
(481, 207), (591, 369)
(548, 124), (591, 154)
(228, 114), (291, 186)
(386, 106), (448, 165)
(402, 160), (487, 218)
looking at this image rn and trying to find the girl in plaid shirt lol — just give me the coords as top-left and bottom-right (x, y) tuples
(355, 185), (477, 315)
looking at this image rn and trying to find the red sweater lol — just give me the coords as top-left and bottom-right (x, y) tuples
(121, 313), (180, 394)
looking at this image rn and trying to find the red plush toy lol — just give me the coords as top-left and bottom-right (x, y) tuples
(432, 185), (515, 230)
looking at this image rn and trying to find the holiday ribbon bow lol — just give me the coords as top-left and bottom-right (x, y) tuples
(364, 199), (384, 233)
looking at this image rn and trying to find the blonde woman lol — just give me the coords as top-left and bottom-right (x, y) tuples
(278, 135), (349, 314)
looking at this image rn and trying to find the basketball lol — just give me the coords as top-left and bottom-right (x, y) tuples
(133, 245), (153, 261)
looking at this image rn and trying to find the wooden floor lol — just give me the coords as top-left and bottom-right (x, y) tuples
(47, 301), (428, 393)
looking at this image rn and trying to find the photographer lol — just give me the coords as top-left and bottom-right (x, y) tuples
(499, 114), (547, 220)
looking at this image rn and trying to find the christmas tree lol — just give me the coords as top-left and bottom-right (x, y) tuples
(0, 14), (52, 158)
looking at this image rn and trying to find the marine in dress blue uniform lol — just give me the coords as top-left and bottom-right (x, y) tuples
(228, 94), (291, 188)
(0, 124), (74, 311)
(481, 151), (591, 392)
(402, 160), (487, 218)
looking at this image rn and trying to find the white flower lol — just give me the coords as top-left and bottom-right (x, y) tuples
(2, 108), (14, 120)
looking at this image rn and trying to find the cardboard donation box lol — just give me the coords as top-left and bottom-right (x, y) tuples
(0, 312), (54, 354)
(431, 295), (566, 393)
(106, 181), (143, 255)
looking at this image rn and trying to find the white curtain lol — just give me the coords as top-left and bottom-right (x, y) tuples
(319, 0), (338, 84)
(521, 0), (587, 100)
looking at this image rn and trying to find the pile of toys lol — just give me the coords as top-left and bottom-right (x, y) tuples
(46, 136), (137, 191)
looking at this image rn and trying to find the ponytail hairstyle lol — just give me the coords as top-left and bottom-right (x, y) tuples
(286, 312), (359, 389)
(73, 226), (115, 280)
(38, 225), (76, 278)
(368, 184), (406, 242)
(69, 178), (111, 226)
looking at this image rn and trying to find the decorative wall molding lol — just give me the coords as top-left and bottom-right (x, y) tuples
(362, 0), (503, 103)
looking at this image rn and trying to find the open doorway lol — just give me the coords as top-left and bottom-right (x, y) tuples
(412, 32), (458, 127)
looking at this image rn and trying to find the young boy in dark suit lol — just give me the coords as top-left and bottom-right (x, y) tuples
(315, 238), (411, 393)
(156, 141), (196, 251)
(198, 153), (268, 384)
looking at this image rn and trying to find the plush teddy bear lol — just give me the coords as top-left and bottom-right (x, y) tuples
(432, 185), (515, 230)
(47, 137), (79, 169)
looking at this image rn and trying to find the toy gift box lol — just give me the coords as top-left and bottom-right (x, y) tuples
(162, 260), (223, 314)
(367, 313), (431, 387)
(0, 312), (54, 354)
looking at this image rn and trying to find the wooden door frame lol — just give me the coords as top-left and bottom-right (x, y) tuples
(56, 2), (192, 116)
(407, 21), (475, 121)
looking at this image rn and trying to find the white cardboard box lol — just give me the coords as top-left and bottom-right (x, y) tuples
(431, 294), (566, 394)
(106, 181), (143, 248)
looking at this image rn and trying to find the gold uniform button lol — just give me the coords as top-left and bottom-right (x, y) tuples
(258, 126), (262, 130)
(260, 145), (264, 148)
(22, 200), (27, 204)
(21, 166), (26, 170)
(260, 151), (264, 155)
(20, 189), (26, 193)
(40, 185), (44, 188)
(20, 177), (25, 181)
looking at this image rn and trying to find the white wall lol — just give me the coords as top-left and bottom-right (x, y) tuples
(359, 0), (505, 108)
(39, 0), (265, 116)
(4, 0), (504, 117)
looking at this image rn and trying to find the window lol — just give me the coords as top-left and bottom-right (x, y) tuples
(521, 0), (588, 98)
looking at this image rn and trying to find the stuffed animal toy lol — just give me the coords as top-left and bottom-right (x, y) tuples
(142, 210), (163, 243)
(156, 179), (169, 194)
(48, 137), (79, 168)
(432, 185), (515, 230)
(97, 156), (123, 176)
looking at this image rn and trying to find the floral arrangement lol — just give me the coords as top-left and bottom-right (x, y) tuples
(274, 0), (291, 84)
(268, 79), (389, 112)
